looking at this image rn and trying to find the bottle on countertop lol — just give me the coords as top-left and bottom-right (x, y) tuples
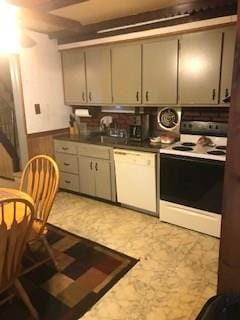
(69, 113), (79, 136)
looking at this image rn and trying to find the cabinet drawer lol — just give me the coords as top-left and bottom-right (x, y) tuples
(78, 143), (110, 159)
(55, 153), (78, 174)
(54, 140), (77, 154)
(60, 172), (79, 192)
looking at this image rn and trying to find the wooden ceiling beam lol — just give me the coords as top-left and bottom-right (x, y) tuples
(50, 0), (237, 42)
(18, 8), (83, 32)
(7, 0), (89, 12)
(85, 0), (236, 32)
(33, 0), (89, 12)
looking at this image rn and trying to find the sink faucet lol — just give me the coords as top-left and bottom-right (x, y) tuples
(99, 116), (113, 133)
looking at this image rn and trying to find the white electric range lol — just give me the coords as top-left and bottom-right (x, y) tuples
(161, 134), (227, 161)
(159, 108), (228, 238)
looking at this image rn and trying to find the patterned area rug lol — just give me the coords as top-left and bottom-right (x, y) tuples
(0, 224), (138, 320)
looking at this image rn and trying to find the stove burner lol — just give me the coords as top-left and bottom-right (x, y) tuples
(181, 142), (196, 147)
(172, 146), (193, 152)
(216, 145), (227, 151)
(207, 150), (226, 156)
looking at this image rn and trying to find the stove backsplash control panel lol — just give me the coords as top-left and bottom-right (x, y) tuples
(180, 107), (229, 137)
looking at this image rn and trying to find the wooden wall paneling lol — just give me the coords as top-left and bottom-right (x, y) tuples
(218, 0), (240, 294)
(27, 128), (68, 159)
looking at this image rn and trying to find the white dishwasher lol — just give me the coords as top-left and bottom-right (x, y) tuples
(113, 149), (157, 214)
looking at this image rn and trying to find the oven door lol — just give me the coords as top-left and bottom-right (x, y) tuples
(160, 154), (224, 214)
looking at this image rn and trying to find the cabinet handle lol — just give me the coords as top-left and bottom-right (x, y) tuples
(64, 180), (71, 184)
(89, 92), (92, 101)
(136, 91), (139, 102)
(225, 88), (229, 98)
(212, 89), (216, 101)
(82, 91), (85, 101)
(62, 147), (69, 151)
(90, 161), (93, 170)
(145, 91), (149, 102)
(95, 162), (98, 171)
(63, 162), (70, 166)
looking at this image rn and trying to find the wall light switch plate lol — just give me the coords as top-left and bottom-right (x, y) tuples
(34, 104), (41, 114)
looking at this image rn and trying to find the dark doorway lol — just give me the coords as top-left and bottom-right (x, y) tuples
(0, 56), (19, 179)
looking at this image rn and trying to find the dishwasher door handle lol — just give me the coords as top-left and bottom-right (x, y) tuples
(114, 151), (141, 157)
(114, 151), (128, 155)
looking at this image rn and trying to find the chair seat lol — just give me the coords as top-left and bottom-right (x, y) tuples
(28, 219), (48, 241)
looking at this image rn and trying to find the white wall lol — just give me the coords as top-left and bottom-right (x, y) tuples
(19, 31), (69, 134)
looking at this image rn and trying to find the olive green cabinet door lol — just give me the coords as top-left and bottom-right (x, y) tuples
(220, 27), (236, 103)
(95, 159), (112, 201)
(143, 39), (178, 105)
(62, 49), (86, 105)
(179, 30), (222, 104)
(78, 156), (95, 197)
(86, 47), (112, 104)
(111, 44), (141, 104)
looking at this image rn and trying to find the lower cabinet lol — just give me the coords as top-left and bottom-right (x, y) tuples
(94, 159), (112, 200)
(78, 156), (95, 197)
(60, 172), (80, 192)
(54, 139), (115, 202)
(78, 156), (112, 200)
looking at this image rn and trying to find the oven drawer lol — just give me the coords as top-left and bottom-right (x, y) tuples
(160, 200), (221, 237)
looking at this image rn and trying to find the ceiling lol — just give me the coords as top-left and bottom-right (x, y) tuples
(7, 0), (237, 44)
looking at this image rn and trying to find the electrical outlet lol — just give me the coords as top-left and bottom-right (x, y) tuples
(34, 104), (41, 114)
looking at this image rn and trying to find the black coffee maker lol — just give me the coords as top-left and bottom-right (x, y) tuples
(129, 114), (150, 142)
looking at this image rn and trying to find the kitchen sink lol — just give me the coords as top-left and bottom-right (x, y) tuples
(99, 135), (128, 145)
(90, 131), (107, 137)
(89, 131), (128, 145)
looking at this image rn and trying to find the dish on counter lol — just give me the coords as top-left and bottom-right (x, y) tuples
(150, 136), (162, 144)
(150, 132), (179, 144)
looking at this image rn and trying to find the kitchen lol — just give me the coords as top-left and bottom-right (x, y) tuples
(55, 25), (234, 238)
(0, 0), (240, 319)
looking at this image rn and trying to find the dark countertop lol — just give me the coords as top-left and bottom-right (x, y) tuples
(54, 133), (162, 153)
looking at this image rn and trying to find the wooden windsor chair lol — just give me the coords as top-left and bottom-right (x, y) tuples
(0, 196), (38, 319)
(19, 155), (60, 271)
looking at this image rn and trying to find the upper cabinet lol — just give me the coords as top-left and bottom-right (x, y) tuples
(61, 26), (236, 107)
(85, 47), (112, 104)
(62, 49), (87, 105)
(111, 44), (142, 104)
(179, 30), (222, 105)
(220, 27), (236, 104)
(142, 38), (178, 105)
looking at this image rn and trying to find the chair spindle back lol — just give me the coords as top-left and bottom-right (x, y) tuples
(19, 155), (59, 232)
(0, 198), (34, 291)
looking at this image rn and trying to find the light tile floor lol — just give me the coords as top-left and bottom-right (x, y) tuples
(49, 191), (219, 320)
(0, 178), (219, 320)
